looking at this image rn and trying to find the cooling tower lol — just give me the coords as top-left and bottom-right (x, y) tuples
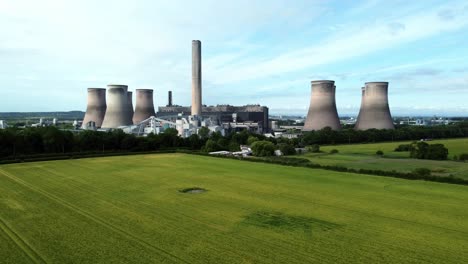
(192, 40), (202, 116)
(355, 82), (394, 130)
(101, 84), (133, 128)
(133, 89), (156, 124)
(82, 88), (107, 128)
(354, 87), (366, 129)
(303, 80), (341, 131)
(127, 91), (134, 123)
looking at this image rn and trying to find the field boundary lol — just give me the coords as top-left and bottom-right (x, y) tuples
(2, 149), (467, 186)
(181, 152), (468, 186)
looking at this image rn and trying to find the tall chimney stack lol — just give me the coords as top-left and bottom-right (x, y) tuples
(168, 91), (173, 106)
(191, 40), (202, 116)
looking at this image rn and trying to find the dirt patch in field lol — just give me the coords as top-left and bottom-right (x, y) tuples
(179, 187), (207, 194)
(242, 211), (340, 233)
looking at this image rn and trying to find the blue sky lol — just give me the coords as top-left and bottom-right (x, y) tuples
(0, 0), (467, 116)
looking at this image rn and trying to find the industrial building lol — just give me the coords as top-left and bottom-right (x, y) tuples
(157, 103), (269, 133)
(355, 82), (394, 130)
(303, 80), (341, 131)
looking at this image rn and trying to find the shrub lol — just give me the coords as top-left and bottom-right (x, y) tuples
(394, 144), (412, 152)
(307, 144), (320, 153)
(410, 142), (448, 160)
(413, 168), (431, 177)
(376, 150), (384, 156)
(459, 153), (468, 161)
(277, 143), (296, 156)
(329, 149), (339, 154)
(251, 141), (275, 157)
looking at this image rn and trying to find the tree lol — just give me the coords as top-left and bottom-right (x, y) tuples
(278, 143), (296, 156)
(202, 139), (219, 153)
(251, 141), (275, 157)
(307, 144), (320, 153)
(198, 126), (210, 140)
(410, 142), (448, 160)
(247, 136), (259, 146)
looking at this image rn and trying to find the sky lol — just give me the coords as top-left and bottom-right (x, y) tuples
(0, 0), (468, 116)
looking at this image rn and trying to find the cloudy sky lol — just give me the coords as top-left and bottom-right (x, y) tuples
(1, 0), (467, 116)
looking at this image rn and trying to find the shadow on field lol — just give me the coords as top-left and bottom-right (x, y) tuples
(242, 211), (340, 234)
(179, 187), (207, 194)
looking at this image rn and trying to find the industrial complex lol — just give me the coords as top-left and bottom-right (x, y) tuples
(80, 40), (270, 137)
(9, 40), (401, 137)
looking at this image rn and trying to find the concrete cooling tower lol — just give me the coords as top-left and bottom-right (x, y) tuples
(355, 82), (394, 130)
(101, 84), (133, 128)
(133, 89), (156, 124)
(192, 40), (202, 116)
(303, 80), (341, 131)
(354, 87), (366, 129)
(82, 88), (107, 128)
(127, 91), (134, 124)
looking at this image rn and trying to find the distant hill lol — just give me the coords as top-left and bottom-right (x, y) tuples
(0, 111), (85, 120)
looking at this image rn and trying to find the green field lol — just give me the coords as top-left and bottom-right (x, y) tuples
(1, 154), (468, 263)
(301, 138), (468, 179)
(319, 138), (468, 158)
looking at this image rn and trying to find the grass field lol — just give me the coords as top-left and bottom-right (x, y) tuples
(301, 138), (468, 179)
(1, 154), (468, 263)
(319, 138), (468, 158)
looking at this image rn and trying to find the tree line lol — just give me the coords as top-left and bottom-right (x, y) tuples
(0, 122), (467, 159)
(300, 123), (468, 146)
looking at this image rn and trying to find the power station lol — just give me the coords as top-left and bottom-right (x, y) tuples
(80, 40), (395, 135)
(303, 80), (341, 131)
(355, 82), (394, 130)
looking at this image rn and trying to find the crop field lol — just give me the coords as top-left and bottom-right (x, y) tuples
(301, 138), (468, 179)
(1, 154), (468, 263)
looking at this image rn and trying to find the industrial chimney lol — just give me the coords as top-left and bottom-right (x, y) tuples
(355, 82), (394, 130)
(82, 88), (107, 128)
(133, 89), (156, 124)
(101, 84), (132, 128)
(192, 40), (202, 116)
(168, 91), (173, 106)
(303, 80), (341, 131)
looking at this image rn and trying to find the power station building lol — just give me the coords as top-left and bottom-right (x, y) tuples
(355, 82), (394, 130)
(157, 104), (269, 133)
(303, 80), (341, 131)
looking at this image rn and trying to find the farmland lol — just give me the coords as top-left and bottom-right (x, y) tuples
(301, 138), (468, 179)
(1, 154), (468, 263)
